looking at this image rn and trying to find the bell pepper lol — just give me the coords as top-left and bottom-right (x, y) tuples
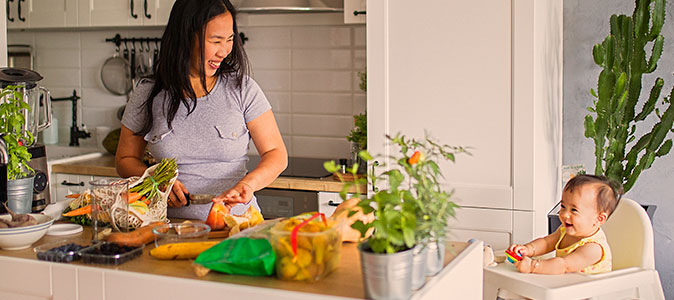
(205, 202), (230, 230)
(408, 151), (422, 165)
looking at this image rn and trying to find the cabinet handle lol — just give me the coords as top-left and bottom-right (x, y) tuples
(328, 200), (341, 207)
(6, 0), (13, 22)
(353, 10), (366, 16)
(143, 0), (151, 19)
(61, 180), (85, 187)
(17, 0), (25, 22)
(130, 0), (138, 18)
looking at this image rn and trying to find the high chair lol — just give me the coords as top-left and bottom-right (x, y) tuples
(483, 198), (665, 299)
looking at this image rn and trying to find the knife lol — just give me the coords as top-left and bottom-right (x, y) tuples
(185, 193), (216, 206)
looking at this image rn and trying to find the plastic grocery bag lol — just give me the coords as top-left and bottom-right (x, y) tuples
(194, 237), (276, 276)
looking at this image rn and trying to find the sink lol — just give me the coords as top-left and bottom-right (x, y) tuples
(45, 145), (103, 161)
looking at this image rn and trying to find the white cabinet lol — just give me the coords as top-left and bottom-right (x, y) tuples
(367, 0), (563, 246)
(80, 0), (173, 27)
(51, 173), (119, 202)
(317, 191), (341, 216)
(344, 0), (365, 24)
(6, 0), (78, 29)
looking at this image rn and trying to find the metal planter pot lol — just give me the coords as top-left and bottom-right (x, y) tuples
(359, 242), (414, 300)
(426, 240), (445, 276)
(412, 244), (428, 290)
(7, 176), (35, 214)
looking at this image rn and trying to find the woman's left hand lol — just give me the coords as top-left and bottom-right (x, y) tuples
(213, 181), (254, 210)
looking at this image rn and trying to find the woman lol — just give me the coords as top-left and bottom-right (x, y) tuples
(116, 0), (287, 220)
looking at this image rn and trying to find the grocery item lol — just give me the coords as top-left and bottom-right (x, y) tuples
(150, 241), (218, 260)
(104, 222), (165, 247)
(270, 212), (342, 281)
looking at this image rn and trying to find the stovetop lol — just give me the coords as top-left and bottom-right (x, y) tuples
(246, 156), (332, 179)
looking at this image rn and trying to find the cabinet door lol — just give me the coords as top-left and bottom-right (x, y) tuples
(140, 0), (174, 26)
(344, 0), (365, 24)
(368, 0), (512, 209)
(317, 192), (341, 216)
(86, 0), (143, 27)
(25, 0), (78, 28)
(6, 0), (30, 29)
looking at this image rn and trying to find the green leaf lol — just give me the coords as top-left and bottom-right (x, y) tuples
(351, 220), (371, 237)
(323, 160), (338, 173)
(656, 139), (672, 157)
(359, 150), (373, 161)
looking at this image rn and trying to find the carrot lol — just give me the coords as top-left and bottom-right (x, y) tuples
(62, 205), (91, 217)
(105, 222), (165, 247)
(127, 192), (142, 204)
(65, 193), (81, 199)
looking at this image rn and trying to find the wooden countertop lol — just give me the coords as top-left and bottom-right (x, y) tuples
(50, 154), (364, 193)
(0, 224), (469, 299)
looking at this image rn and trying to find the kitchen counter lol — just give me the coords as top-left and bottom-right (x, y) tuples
(50, 154), (364, 193)
(0, 225), (483, 299)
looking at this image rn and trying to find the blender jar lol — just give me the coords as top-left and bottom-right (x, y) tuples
(0, 68), (52, 146)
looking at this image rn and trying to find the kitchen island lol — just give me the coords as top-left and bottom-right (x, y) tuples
(0, 225), (483, 299)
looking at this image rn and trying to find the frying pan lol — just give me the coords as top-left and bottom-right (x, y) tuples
(100, 46), (133, 96)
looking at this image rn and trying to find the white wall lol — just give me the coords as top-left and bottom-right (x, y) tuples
(564, 1), (674, 297)
(7, 20), (366, 160)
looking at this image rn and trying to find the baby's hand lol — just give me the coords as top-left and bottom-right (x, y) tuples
(507, 244), (531, 257)
(515, 256), (534, 273)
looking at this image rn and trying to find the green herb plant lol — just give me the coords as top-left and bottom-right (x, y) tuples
(0, 85), (34, 180)
(325, 133), (468, 254)
(346, 112), (367, 152)
(584, 0), (674, 192)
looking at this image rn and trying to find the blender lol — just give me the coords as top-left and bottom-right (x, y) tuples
(0, 67), (52, 212)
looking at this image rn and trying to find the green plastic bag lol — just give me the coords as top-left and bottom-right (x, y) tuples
(194, 237), (276, 276)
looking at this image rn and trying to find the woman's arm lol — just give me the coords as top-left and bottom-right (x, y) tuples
(214, 110), (287, 205)
(115, 125), (148, 177)
(516, 243), (604, 274)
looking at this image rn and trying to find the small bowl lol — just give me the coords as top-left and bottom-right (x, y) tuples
(0, 214), (54, 250)
(152, 223), (211, 248)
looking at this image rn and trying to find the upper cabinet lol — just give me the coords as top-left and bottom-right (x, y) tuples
(344, 0), (365, 24)
(7, 0), (78, 29)
(5, 0), (174, 29)
(80, 0), (174, 27)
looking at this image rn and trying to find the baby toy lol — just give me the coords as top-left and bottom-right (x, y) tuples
(505, 249), (523, 264)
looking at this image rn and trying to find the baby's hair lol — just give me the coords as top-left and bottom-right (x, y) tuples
(564, 174), (623, 217)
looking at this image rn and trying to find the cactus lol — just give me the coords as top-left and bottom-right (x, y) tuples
(585, 0), (674, 192)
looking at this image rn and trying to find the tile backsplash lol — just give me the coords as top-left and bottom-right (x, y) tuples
(8, 22), (366, 160)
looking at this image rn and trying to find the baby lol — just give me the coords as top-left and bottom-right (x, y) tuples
(509, 174), (622, 274)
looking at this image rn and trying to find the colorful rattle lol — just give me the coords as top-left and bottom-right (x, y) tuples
(505, 249), (523, 263)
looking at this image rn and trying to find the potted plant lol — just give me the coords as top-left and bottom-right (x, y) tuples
(584, 0), (674, 193)
(346, 112), (367, 174)
(326, 133), (467, 299)
(0, 85), (35, 213)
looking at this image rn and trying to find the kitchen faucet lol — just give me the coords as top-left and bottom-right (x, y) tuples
(50, 90), (91, 146)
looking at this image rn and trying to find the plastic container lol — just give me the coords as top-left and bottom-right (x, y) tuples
(33, 239), (91, 263)
(270, 213), (342, 281)
(78, 242), (143, 265)
(152, 223), (210, 248)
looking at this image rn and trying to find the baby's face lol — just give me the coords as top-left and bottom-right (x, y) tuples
(559, 184), (604, 238)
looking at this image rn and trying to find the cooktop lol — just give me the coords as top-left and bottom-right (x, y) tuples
(246, 155), (332, 179)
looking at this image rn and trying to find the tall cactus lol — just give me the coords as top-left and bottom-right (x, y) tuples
(584, 0), (674, 192)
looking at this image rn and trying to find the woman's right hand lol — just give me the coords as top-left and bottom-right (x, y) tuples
(507, 244), (532, 257)
(167, 179), (189, 208)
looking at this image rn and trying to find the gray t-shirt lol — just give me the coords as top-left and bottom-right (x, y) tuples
(122, 75), (271, 220)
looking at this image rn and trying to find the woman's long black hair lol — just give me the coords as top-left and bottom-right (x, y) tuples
(137, 0), (249, 136)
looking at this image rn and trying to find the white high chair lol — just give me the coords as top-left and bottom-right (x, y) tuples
(483, 198), (665, 299)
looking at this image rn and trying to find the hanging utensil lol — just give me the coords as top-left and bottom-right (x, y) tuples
(100, 46), (132, 96)
(130, 40), (137, 80)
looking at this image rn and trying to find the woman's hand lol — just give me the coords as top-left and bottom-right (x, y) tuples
(213, 181), (254, 210)
(168, 179), (189, 208)
(508, 244), (533, 257)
